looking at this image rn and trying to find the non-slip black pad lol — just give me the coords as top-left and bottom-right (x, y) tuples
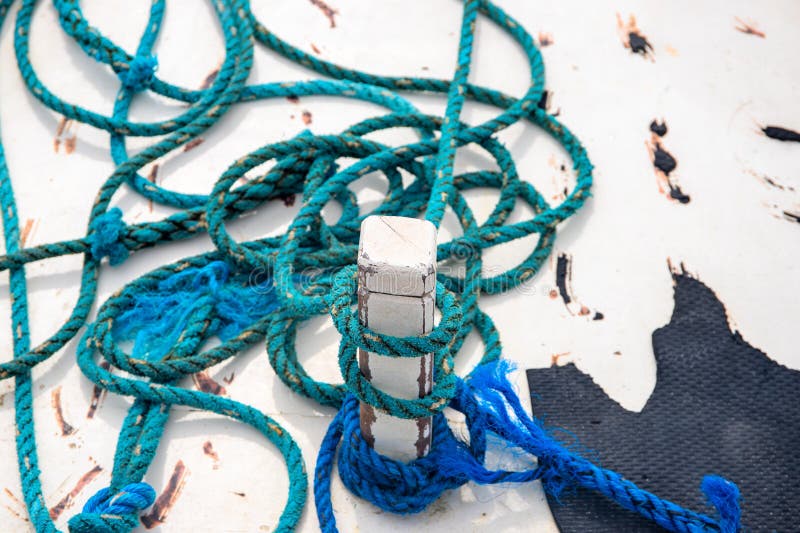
(526, 273), (800, 532)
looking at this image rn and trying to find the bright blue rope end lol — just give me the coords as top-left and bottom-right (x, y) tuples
(89, 208), (129, 266)
(113, 260), (280, 360)
(701, 475), (741, 533)
(118, 54), (158, 92)
(67, 482), (155, 533)
(82, 482), (156, 514)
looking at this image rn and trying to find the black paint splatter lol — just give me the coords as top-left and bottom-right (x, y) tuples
(555, 253), (604, 319)
(652, 143), (676, 175)
(628, 32), (652, 56)
(649, 120), (667, 137)
(649, 121), (690, 204)
(667, 184), (690, 204)
(762, 126), (800, 143)
(537, 90), (560, 116)
(617, 14), (653, 60)
(652, 143), (690, 203)
(555, 253), (572, 305)
(783, 211), (800, 224)
(537, 91), (550, 110)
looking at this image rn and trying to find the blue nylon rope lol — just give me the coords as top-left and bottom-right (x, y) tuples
(0, 0), (742, 532)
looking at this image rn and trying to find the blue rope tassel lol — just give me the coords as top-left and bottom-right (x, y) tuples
(112, 260), (280, 360)
(0, 0), (744, 531)
(315, 364), (741, 533)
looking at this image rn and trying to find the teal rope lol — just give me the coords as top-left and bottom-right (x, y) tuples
(425, 0), (480, 227)
(0, 0), (742, 531)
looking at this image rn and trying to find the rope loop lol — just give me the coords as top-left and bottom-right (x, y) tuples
(329, 265), (462, 418)
(329, 265), (463, 359)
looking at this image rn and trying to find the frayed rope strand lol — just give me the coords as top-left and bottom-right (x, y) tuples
(112, 260), (280, 361)
(316, 361), (741, 533)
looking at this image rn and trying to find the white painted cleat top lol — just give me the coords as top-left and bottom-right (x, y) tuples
(358, 215), (437, 297)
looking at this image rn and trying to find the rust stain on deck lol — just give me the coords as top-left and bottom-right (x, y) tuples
(192, 371), (227, 396)
(735, 17), (766, 38)
(301, 110), (313, 125)
(550, 351), (571, 366)
(54, 117), (78, 154)
(141, 460), (189, 529)
(203, 441), (220, 470)
(183, 138), (205, 152)
(86, 361), (111, 419)
(20, 218), (37, 247)
(51, 386), (76, 436)
(309, 0), (338, 28)
(147, 164), (160, 213)
(2, 488), (29, 523)
(48, 465), (103, 520)
(64, 136), (77, 154)
(199, 66), (220, 90)
(747, 168), (795, 192)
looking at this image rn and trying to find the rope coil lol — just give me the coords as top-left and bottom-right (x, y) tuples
(331, 265), (462, 418)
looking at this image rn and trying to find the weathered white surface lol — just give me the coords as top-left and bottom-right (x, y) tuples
(358, 216), (435, 461)
(0, 1), (797, 532)
(358, 216), (437, 297)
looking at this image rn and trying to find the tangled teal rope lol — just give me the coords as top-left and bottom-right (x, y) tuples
(0, 0), (742, 532)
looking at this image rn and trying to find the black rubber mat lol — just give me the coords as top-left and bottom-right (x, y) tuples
(526, 272), (800, 532)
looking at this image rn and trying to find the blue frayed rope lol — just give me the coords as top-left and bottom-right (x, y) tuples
(68, 483), (156, 533)
(316, 362), (741, 533)
(113, 260), (280, 361)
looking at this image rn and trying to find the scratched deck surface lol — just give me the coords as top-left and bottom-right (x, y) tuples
(0, 1), (798, 532)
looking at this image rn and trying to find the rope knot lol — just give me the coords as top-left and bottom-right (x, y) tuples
(67, 482), (155, 533)
(118, 54), (158, 92)
(90, 208), (129, 265)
